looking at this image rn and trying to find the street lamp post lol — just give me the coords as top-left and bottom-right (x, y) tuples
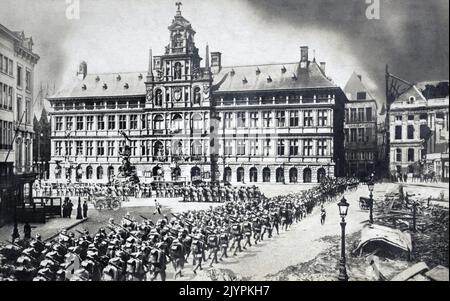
(367, 179), (375, 224)
(337, 196), (350, 281)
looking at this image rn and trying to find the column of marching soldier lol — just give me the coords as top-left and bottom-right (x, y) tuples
(1, 177), (359, 281)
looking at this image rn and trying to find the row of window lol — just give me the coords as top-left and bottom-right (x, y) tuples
(153, 87), (202, 106)
(345, 107), (373, 123)
(223, 138), (329, 157)
(344, 128), (374, 143)
(223, 110), (329, 128)
(55, 114), (146, 131)
(394, 125), (421, 140)
(0, 82), (13, 110)
(0, 120), (13, 150)
(54, 165), (114, 180)
(395, 148), (417, 163)
(0, 53), (14, 76)
(345, 151), (374, 161)
(394, 113), (429, 122)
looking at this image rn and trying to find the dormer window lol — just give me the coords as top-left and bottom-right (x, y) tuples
(267, 76), (272, 83)
(138, 74), (143, 80)
(81, 84), (87, 91)
(281, 66), (287, 73)
(116, 75), (121, 81)
(242, 77), (248, 84)
(292, 73), (297, 81)
(124, 83), (129, 89)
(95, 76), (100, 82)
(256, 67), (261, 75)
(102, 83), (108, 90)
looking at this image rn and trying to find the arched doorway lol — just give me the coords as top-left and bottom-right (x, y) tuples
(276, 167), (284, 183)
(223, 167), (232, 183)
(191, 166), (202, 183)
(237, 167), (244, 183)
(289, 167), (298, 183)
(250, 167), (258, 182)
(303, 168), (312, 183)
(263, 167), (271, 182)
(317, 168), (326, 183)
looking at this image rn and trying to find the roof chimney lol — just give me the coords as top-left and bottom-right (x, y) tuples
(320, 62), (326, 75)
(77, 61), (87, 80)
(300, 46), (308, 68)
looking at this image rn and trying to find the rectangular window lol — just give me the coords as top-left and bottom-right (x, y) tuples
(108, 115), (116, 130)
(55, 117), (63, 131)
(25, 99), (31, 124)
(366, 107), (373, 121)
(396, 115), (402, 121)
(289, 111), (299, 127)
(130, 141), (137, 156)
(25, 69), (31, 91)
(65, 141), (73, 156)
(76, 141), (83, 155)
(97, 115), (105, 130)
(130, 115), (138, 130)
(8, 59), (13, 76)
(350, 108), (357, 122)
(303, 110), (313, 126)
(345, 109), (349, 122)
(237, 140), (246, 155)
(358, 108), (364, 122)
(366, 128), (372, 142)
(17, 65), (22, 87)
(224, 140), (233, 155)
(16, 95), (22, 120)
(107, 141), (115, 156)
(408, 115), (414, 121)
(249, 139), (258, 156)
(317, 139), (327, 156)
(97, 141), (105, 156)
(276, 111), (285, 127)
(76, 116), (84, 130)
(141, 114), (147, 129)
(237, 112), (246, 128)
(396, 149), (402, 162)
(250, 112), (259, 127)
(119, 115), (127, 130)
(358, 128), (365, 142)
(86, 116), (94, 130)
(407, 125), (414, 139)
(55, 141), (62, 156)
(344, 129), (349, 143)
(263, 111), (272, 127)
(277, 139), (285, 156)
(395, 126), (402, 140)
(289, 139), (299, 156)
(303, 139), (313, 156)
(318, 110), (328, 126)
(8, 87), (12, 109)
(66, 116), (73, 131)
(263, 139), (271, 156)
(357, 92), (366, 100)
(224, 112), (232, 128)
(350, 129), (357, 142)
(86, 141), (93, 156)
(0, 54), (2, 72)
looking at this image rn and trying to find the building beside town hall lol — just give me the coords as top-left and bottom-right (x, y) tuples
(0, 24), (39, 224)
(343, 72), (378, 178)
(47, 7), (347, 185)
(389, 80), (449, 181)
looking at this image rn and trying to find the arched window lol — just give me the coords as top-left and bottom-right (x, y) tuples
(155, 89), (163, 106)
(192, 113), (203, 131)
(86, 166), (93, 179)
(317, 168), (326, 183)
(153, 141), (164, 158)
(193, 87), (201, 105)
(289, 167), (298, 183)
(191, 166), (201, 182)
(224, 167), (232, 182)
(303, 168), (312, 183)
(263, 167), (271, 182)
(237, 167), (244, 182)
(55, 166), (62, 179)
(153, 165), (163, 177)
(172, 140), (183, 156)
(192, 140), (202, 156)
(108, 166), (115, 181)
(250, 167), (258, 182)
(97, 166), (104, 180)
(172, 167), (181, 181)
(174, 62), (182, 80)
(276, 167), (284, 183)
(154, 115), (164, 130)
(172, 114), (183, 131)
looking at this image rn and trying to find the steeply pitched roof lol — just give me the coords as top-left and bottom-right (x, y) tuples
(343, 72), (375, 101)
(49, 72), (147, 99)
(212, 61), (335, 93)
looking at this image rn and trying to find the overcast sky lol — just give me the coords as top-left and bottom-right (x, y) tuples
(1, 0), (448, 112)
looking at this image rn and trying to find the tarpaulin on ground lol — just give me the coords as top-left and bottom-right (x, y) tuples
(355, 224), (412, 255)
